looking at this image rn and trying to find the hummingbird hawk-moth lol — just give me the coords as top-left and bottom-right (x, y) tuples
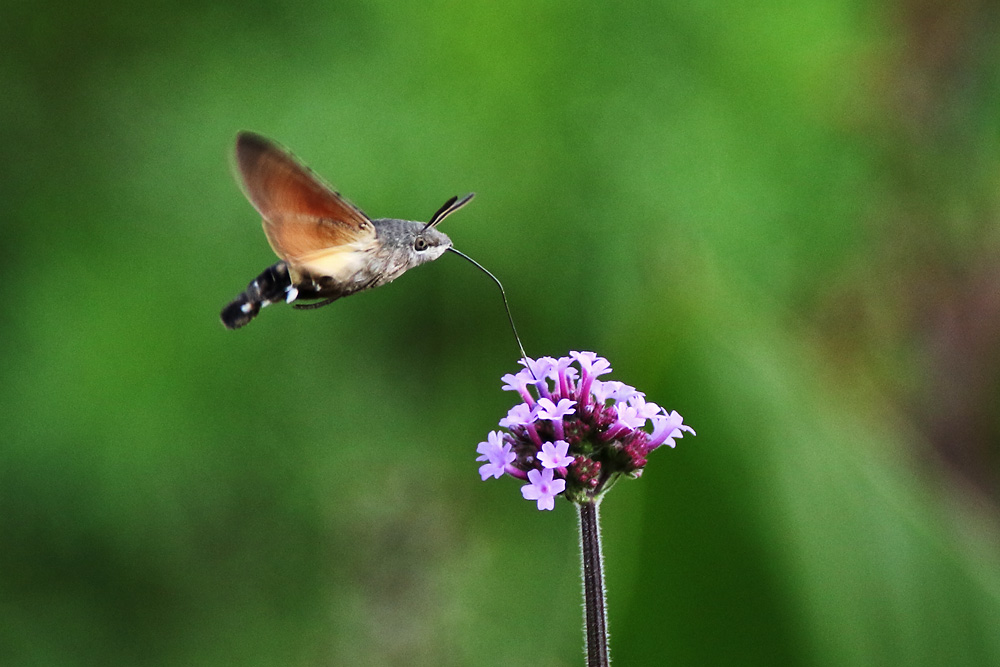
(220, 132), (473, 329)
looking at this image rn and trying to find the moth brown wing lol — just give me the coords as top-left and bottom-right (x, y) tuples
(234, 132), (376, 264)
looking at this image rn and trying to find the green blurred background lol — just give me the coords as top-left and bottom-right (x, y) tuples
(4, 1), (1000, 665)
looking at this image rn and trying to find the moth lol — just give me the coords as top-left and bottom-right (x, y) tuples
(220, 131), (473, 329)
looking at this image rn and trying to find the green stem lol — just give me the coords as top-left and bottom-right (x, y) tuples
(578, 499), (610, 666)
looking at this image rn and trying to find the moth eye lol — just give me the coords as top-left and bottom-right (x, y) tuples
(414, 236), (428, 251)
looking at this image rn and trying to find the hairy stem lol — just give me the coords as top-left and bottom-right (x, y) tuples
(578, 499), (610, 666)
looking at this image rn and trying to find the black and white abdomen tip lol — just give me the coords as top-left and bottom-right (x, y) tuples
(220, 294), (260, 329)
(220, 262), (294, 329)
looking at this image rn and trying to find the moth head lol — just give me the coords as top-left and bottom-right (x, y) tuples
(406, 192), (473, 265)
(410, 226), (453, 265)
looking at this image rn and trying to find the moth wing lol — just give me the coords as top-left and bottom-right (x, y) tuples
(234, 132), (376, 267)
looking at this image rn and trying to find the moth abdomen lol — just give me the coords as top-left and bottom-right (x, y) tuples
(220, 262), (294, 329)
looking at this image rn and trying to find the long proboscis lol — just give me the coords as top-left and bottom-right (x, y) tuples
(447, 247), (530, 369)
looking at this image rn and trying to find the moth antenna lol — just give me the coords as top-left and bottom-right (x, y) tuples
(447, 247), (533, 375)
(425, 193), (475, 230)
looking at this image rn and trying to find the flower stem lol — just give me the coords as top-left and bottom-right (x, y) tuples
(578, 499), (610, 666)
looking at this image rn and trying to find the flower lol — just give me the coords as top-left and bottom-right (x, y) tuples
(536, 397), (577, 421)
(476, 431), (516, 480)
(499, 403), (537, 428)
(648, 410), (696, 450)
(538, 440), (574, 469)
(536, 397), (577, 439)
(501, 372), (536, 407)
(476, 352), (695, 509)
(521, 468), (566, 511)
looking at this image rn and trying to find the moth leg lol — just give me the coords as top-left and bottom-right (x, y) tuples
(292, 296), (339, 310)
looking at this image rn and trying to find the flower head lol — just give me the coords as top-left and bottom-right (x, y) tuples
(477, 352), (695, 509)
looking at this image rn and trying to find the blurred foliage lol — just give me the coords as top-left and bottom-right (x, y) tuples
(3, 0), (1000, 665)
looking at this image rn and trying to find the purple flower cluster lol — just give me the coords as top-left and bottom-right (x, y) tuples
(476, 352), (695, 510)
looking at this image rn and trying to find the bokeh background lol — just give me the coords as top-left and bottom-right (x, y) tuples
(4, 1), (1000, 665)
